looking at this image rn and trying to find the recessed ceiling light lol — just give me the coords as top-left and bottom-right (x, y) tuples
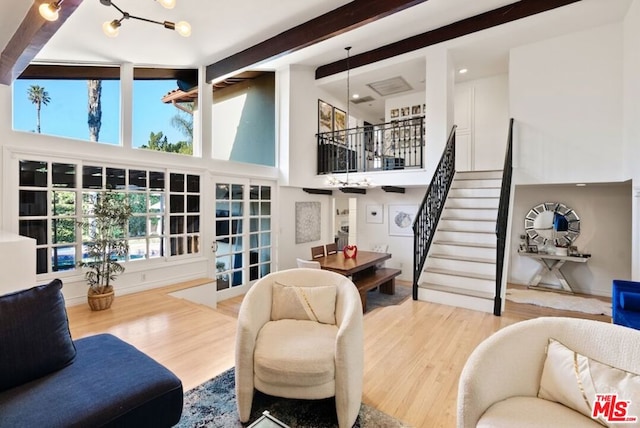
(352, 94), (360, 99)
(459, 68), (468, 74)
(576, 183), (587, 187)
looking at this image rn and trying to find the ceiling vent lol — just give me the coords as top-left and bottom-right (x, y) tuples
(350, 95), (375, 104)
(366, 76), (412, 97)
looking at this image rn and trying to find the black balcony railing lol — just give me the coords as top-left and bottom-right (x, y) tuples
(317, 117), (425, 174)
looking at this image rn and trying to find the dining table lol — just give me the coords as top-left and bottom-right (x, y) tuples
(313, 250), (391, 280)
(313, 250), (400, 312)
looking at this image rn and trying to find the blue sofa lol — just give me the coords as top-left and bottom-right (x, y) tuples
(0, 280), (183, 427)
(612, 279), (640, 330)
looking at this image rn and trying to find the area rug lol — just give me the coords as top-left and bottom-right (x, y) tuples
(506, 288), (612, 316)
(366, 284), (411, 312)
(176, 368), (410, 428)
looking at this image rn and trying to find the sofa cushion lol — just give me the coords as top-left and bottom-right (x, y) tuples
(478, 396), (602, 428)
(0, 333), (183, 428)
(254, 319), (337, 388)
(271, 282), (336, 324)
(0, 279), (76, 391)
(538, 338), (640, 427)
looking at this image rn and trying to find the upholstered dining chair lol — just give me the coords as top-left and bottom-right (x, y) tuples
(325, 242), (338, 255)
(235, 268), (364, 428)
(311, 245), (325, 259)
(296, 258), (321, 269)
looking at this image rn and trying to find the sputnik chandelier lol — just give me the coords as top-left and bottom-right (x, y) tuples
(39, 0), (191, 38)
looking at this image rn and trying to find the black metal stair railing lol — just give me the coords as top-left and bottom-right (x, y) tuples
(494, 118), (515, 316)
(412, 125), (457, 300)
(317, 117), (425, 174)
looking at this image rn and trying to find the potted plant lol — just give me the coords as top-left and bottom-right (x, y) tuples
(78, 190), (132, 311)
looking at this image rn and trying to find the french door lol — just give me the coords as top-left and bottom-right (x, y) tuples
(211, 176), (273, 299)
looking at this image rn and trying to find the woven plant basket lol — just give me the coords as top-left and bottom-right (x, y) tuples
(87, 287), (115, 311)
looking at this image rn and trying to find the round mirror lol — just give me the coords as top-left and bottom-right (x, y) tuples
(524, 202), (580, 246)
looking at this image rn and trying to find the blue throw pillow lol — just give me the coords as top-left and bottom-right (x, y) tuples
(620, 291), (640, 312)
(0, 279), (76, 391)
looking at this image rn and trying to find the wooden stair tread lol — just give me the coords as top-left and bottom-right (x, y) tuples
(440, 217), (496, 222)
(437, 228), (494, 234)
(447, 196), (499, 199)
(433, 240), (497, 249)
(429, 253), (495, 264)
(419, 283), (494, 299)
(424, 267), (495, 281)
(443, 206), (498, 210)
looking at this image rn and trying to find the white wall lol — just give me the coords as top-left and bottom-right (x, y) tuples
(508, 183), (631, 296)
(455, 74), (509, 171)
(277, 186), (332, 270)
(510, 22), (624, 184)
(623, 0), (640, 278)
(352, 188), (424, 281)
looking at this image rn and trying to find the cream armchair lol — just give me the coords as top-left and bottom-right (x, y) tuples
(458, 317), (640, 428)
(235, 268), (364, 428)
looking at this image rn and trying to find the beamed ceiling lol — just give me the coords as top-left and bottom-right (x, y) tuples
(0, 0), (633, 119)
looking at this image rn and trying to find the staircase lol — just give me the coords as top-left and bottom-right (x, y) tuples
(416, 170), (502, 313)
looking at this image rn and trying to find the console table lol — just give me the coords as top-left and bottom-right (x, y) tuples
(518, 252), (590, 293)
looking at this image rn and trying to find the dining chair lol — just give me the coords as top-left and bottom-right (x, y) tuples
(296, 258), (321, 269)
(311, 245), (325, 259)
(325, 242), (338, 255)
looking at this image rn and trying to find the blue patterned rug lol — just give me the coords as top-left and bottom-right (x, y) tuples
(176, 368), (409, 427)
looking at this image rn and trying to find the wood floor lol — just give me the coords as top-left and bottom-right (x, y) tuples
(65, 280), (611, 428)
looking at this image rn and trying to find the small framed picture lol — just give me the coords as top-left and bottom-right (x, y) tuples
(527, 245), (538, 253)
(401, 107), (410, 117)
(390, 108), (399, 118)
(366, 204), (383, 224)
(411, 105), (421, 115)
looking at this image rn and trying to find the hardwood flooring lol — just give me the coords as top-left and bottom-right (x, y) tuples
(65, 281), (611, 428)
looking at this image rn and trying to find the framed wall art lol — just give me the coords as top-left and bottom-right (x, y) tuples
(333, 107), (346, 144)
(366, 204), (383, 224)
(318, 99), (333, 134)
(295, 201), (321, 244)
(389, 204), (418, 236)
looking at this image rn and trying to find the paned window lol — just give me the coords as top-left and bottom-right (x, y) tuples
(18, 158), (200, 276)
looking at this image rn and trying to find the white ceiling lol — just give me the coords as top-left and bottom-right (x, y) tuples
(1, 0), (633, 120)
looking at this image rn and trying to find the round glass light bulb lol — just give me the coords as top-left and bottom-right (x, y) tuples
(102, 20), (120, 38)
(157, 0), (176, 9)
(39, 3), (60, 21)
(175, 21), (191, 37)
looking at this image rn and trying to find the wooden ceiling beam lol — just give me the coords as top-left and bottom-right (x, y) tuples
(315, 0), (581, 79)
(206, 0), (428, 82)
(0, 0), (84, 86)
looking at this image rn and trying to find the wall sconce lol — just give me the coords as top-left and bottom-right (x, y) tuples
(100, 0), (191, 37)
(39, 0), (64, 22)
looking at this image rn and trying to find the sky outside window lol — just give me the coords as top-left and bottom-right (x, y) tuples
(12, 79), (186, 148)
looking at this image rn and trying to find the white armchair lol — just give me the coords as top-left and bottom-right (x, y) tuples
(458, 317), (640, 428)
(235, 268), (364, 428)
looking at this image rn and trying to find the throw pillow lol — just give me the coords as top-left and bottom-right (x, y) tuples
(271, 282), (336, 325)
(538, 338), (640, 427)
(0, 279), (76, 391)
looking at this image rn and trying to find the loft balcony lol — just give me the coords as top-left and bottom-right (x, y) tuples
(316, 117), (425, 175)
